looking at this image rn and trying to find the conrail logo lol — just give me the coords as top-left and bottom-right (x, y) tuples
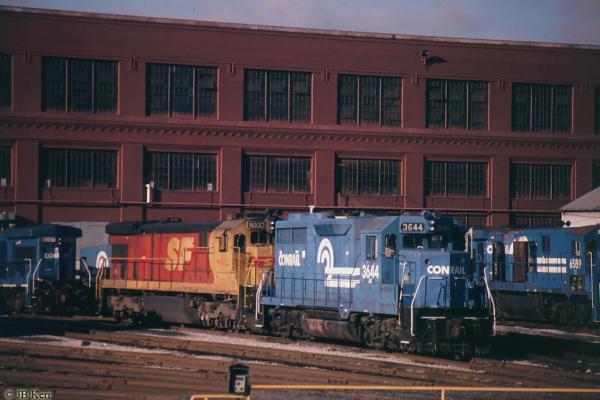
(426, 265), (465, 275)
(166, 237), (195, 271)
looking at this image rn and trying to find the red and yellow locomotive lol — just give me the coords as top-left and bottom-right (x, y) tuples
(99, 218), (274, 327)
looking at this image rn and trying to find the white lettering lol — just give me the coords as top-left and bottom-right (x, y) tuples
(279, 250), (302, 267)
(426, 265), (465, 275)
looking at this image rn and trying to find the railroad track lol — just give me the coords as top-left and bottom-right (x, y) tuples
(1, 316), (599, 399)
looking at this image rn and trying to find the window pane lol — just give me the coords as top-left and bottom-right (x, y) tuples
(426, 79), (445, 128)
(359, 76), (380, 126)
(42, 57), (66, 111)
(553, 85), (571, 133)
(146, 64), (169, 115)
(267, 157), (289, 192)
(171, 65), (194, 116)
(291, 72), (311, 122)
(289, 157), (310, 193)
(150, 153), (169, 190)
(196, 67), (217, 117)
(512, 84), (531, 131)
(593, 162), (600, 188)
(268, 71), (289, 121)
(0, 54), (11, 108)
(552, 164), (571, 199)
(338, 75), (358, 124)
(447, 80), (466, 128)
(0, 147), (11, 186)
(94, 61), (117, 113)
(469, 81), (488, 130)
(381, 77), (401, 126)
(69, 59), (93, 113)
(380, 159), (399, 195)
(244, 70), (265, 120)
(248, 156), (266, 192)
(531, 84), (552, 132)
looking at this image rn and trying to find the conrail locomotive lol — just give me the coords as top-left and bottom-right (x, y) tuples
(468, 226), (600, 325)
(98, 212), (494, 358)
(0, 224), (93, 314)
(259, 211), (493, 357)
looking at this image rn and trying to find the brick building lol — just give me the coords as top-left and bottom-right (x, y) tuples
(0, 6), (599, 240)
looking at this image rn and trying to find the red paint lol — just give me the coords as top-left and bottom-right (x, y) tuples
(0, 8), (598, 227)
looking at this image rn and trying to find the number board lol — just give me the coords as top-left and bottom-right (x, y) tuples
(400, 223), (425, 232)
(248, 221), (266, 230)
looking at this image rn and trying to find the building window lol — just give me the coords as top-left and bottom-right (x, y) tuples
(512, 83), (572, 132)
(593, 162), (600, 188)
(0, 54), (11, 109)
(511, 164), (571, 200)
(444, 212), (488, 228)
(245, 156), (311, 193)
(43, 148), (117, 188)
(338, 74), (401, 126)
(337, 159), (400, 196)
(146, 64), (217, 117)
(426, 79), (488, 130)
(510, 212), (563, 228)
(147, 152), (216, 191)
(42, 57), (117, 113)
(0, 147), (11, 186)
(425, 161), (487, 197)
(596, 87), (600, 134)
(244, 69), (311, 123)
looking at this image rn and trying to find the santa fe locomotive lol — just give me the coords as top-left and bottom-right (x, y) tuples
(99, 212), (494, 358)
(468, 226), (600, 325)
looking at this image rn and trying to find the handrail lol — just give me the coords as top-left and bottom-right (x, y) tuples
(23, 258), (32, 306)
(483, 267), (497, 336)
(255, 272), (265, 328)
(78, 258), (92, 289)
(30, 258), (44, 297)
(410, 276), (426, 337)
(589, 251), (598, 322)
(190, 385), (600, 400)
(95, 257), (106, 300)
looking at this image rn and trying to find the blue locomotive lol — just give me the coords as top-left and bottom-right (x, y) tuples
(0, 224), (93, 313)
(258, 211), (494, 358)
(468, 226), (600, 325)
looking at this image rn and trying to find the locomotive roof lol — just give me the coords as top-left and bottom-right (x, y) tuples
(0, 224), (82, 239)
(106, 220), (220, 235)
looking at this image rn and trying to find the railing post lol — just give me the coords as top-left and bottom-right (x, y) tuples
(440, 388), (445, 400)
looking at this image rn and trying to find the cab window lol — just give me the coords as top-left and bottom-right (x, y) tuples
(250, 230), (269, 245)
(219, 234), (228, 252)
(402, 235), (424, 249)
(384, 234), (396, 257)
(366, 236), (377, 259)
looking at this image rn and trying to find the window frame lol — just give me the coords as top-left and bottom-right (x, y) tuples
(243, 69), (312, 123)
(510, 163), (572, 200)
(511, 83), (572, 133)
(337, 74), (402, 126)
(42, 57), (118, 114)
(245, 155), (312, 194)
(425, 160), (488, 198)
(42, 148), (118, 189)
(337, 158), (401, 196)
(425, 79), (488, 130)
(146, 151), (217, 192)
(146, 63), (218, 118)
